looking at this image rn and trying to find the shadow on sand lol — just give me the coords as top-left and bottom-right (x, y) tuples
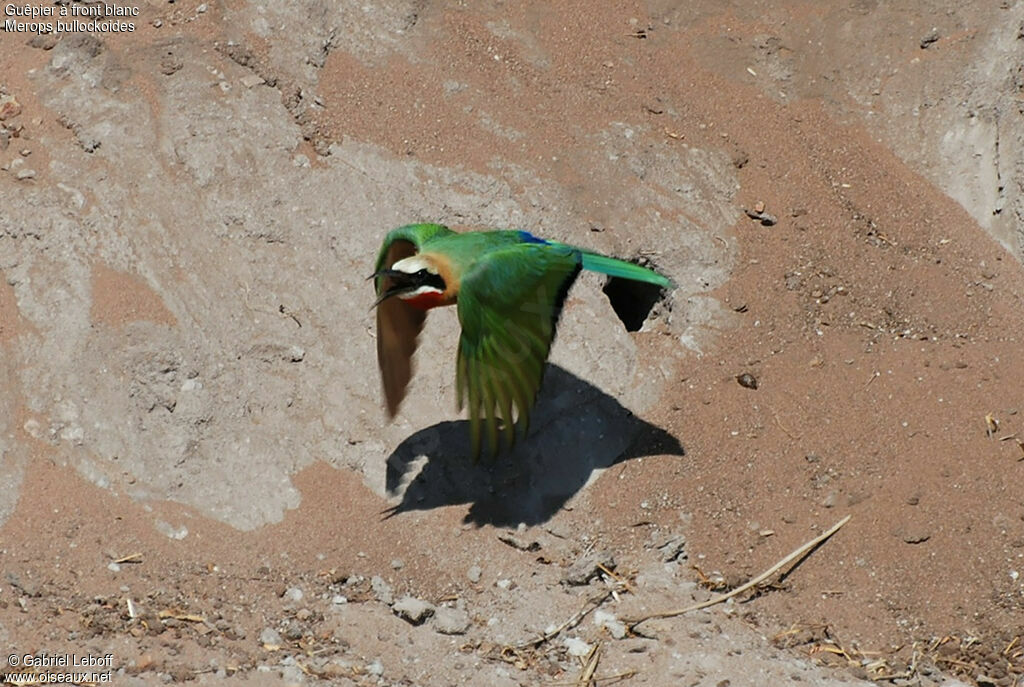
(383, 364), (684, 527)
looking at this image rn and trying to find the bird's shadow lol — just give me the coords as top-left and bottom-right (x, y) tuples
(383, 364), (685, 527)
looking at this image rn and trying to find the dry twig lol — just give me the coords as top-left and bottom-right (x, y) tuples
(576, 642), (601, 687)
(513, 589), (616, 651)
(627, 515), (852, 632)
(114, 552), (144, 564)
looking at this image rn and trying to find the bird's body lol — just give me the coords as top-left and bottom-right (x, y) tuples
(373, 223), (671, 458)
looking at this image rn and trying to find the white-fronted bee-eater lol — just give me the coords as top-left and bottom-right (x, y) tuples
(373, 223), (672, 459)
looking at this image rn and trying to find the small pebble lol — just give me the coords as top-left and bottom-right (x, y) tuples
(467, 565), (482, 583)
(392, 596), (435, 625)
(564, 550), (616, 586)
(594, 609), (627, 639)
(260, 627), (282, 648)
(900, 529), (931, 545)
(371, 575), (393, 604)
(390, 558), (404, 570)
(240, 74), (264, 89)
(15, 168), (36, 180)
(563, 637), (592, 657)
(283, 621), (304, 641)
(736, 373), (758, 390)
(432, 606), (471, 635)
(283, 587), (303, 603)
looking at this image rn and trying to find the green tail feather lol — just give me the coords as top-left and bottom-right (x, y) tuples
(579, 252), (672, 288)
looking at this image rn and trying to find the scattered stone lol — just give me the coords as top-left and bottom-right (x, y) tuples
(365, 659), (384, 676)
(496, 578), (512, 590)
(5, 572), (39, 597)
(0, 95), (21, 121)
(196, 3), (207, 12)
(563, 636), (592, 657)
(159, 52), (183, 76)
(822, 490), (838, 508)
(15, 168), (36, 180)
(28, 34), (59, 50)
(260, 627), (283, 649)
(736, 372), (758, 390)
(593, 609), (627, 639)
(331, 595), (347, 605)
(564, 550), (616, 586)
(656, 534), (688, 562)
(743, 206), (778, 226)
(283, 621), (304, 641)
(390, 558), (404, 570)
(240, 74), (265, 89)
(432, 606), (471, 635)
(370, 575), (393, 604)
(392, 596), (435, 625)
(920, 28), (940, 49)
(134, 653), (155, 671)
(283, 586), (303, 603)
(467, 565), (482, 583)
(898, 528), (932, 545)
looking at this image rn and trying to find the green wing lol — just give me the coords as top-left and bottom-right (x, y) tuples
(374, 223), (454, 417)
(455, 243), (583, 459)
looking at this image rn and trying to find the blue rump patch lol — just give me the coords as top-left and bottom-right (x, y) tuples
(517, 230), (550, 245)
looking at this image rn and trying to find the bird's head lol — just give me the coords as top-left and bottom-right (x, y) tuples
(373, 254), (448, 306)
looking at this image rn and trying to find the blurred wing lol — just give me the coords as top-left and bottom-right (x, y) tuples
(374, 224), (453, 417)
(455, 243), (582, 458)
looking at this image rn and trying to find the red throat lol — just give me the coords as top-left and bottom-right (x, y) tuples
(403, 290), (447, 311)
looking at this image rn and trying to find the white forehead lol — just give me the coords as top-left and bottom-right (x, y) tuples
(391, 255), (437, 274)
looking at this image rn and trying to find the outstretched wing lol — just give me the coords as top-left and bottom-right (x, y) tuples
(455, 243), (582, 458)
(374, 223), (453, 417)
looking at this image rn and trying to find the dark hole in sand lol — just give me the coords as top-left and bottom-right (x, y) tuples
(602, 274), (667, 332)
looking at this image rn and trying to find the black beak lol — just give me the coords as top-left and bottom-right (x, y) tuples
(371, 269), (419, 308)
(368, 268), (405, 281)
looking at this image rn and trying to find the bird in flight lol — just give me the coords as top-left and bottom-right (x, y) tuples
(372, 223), (672, 459)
